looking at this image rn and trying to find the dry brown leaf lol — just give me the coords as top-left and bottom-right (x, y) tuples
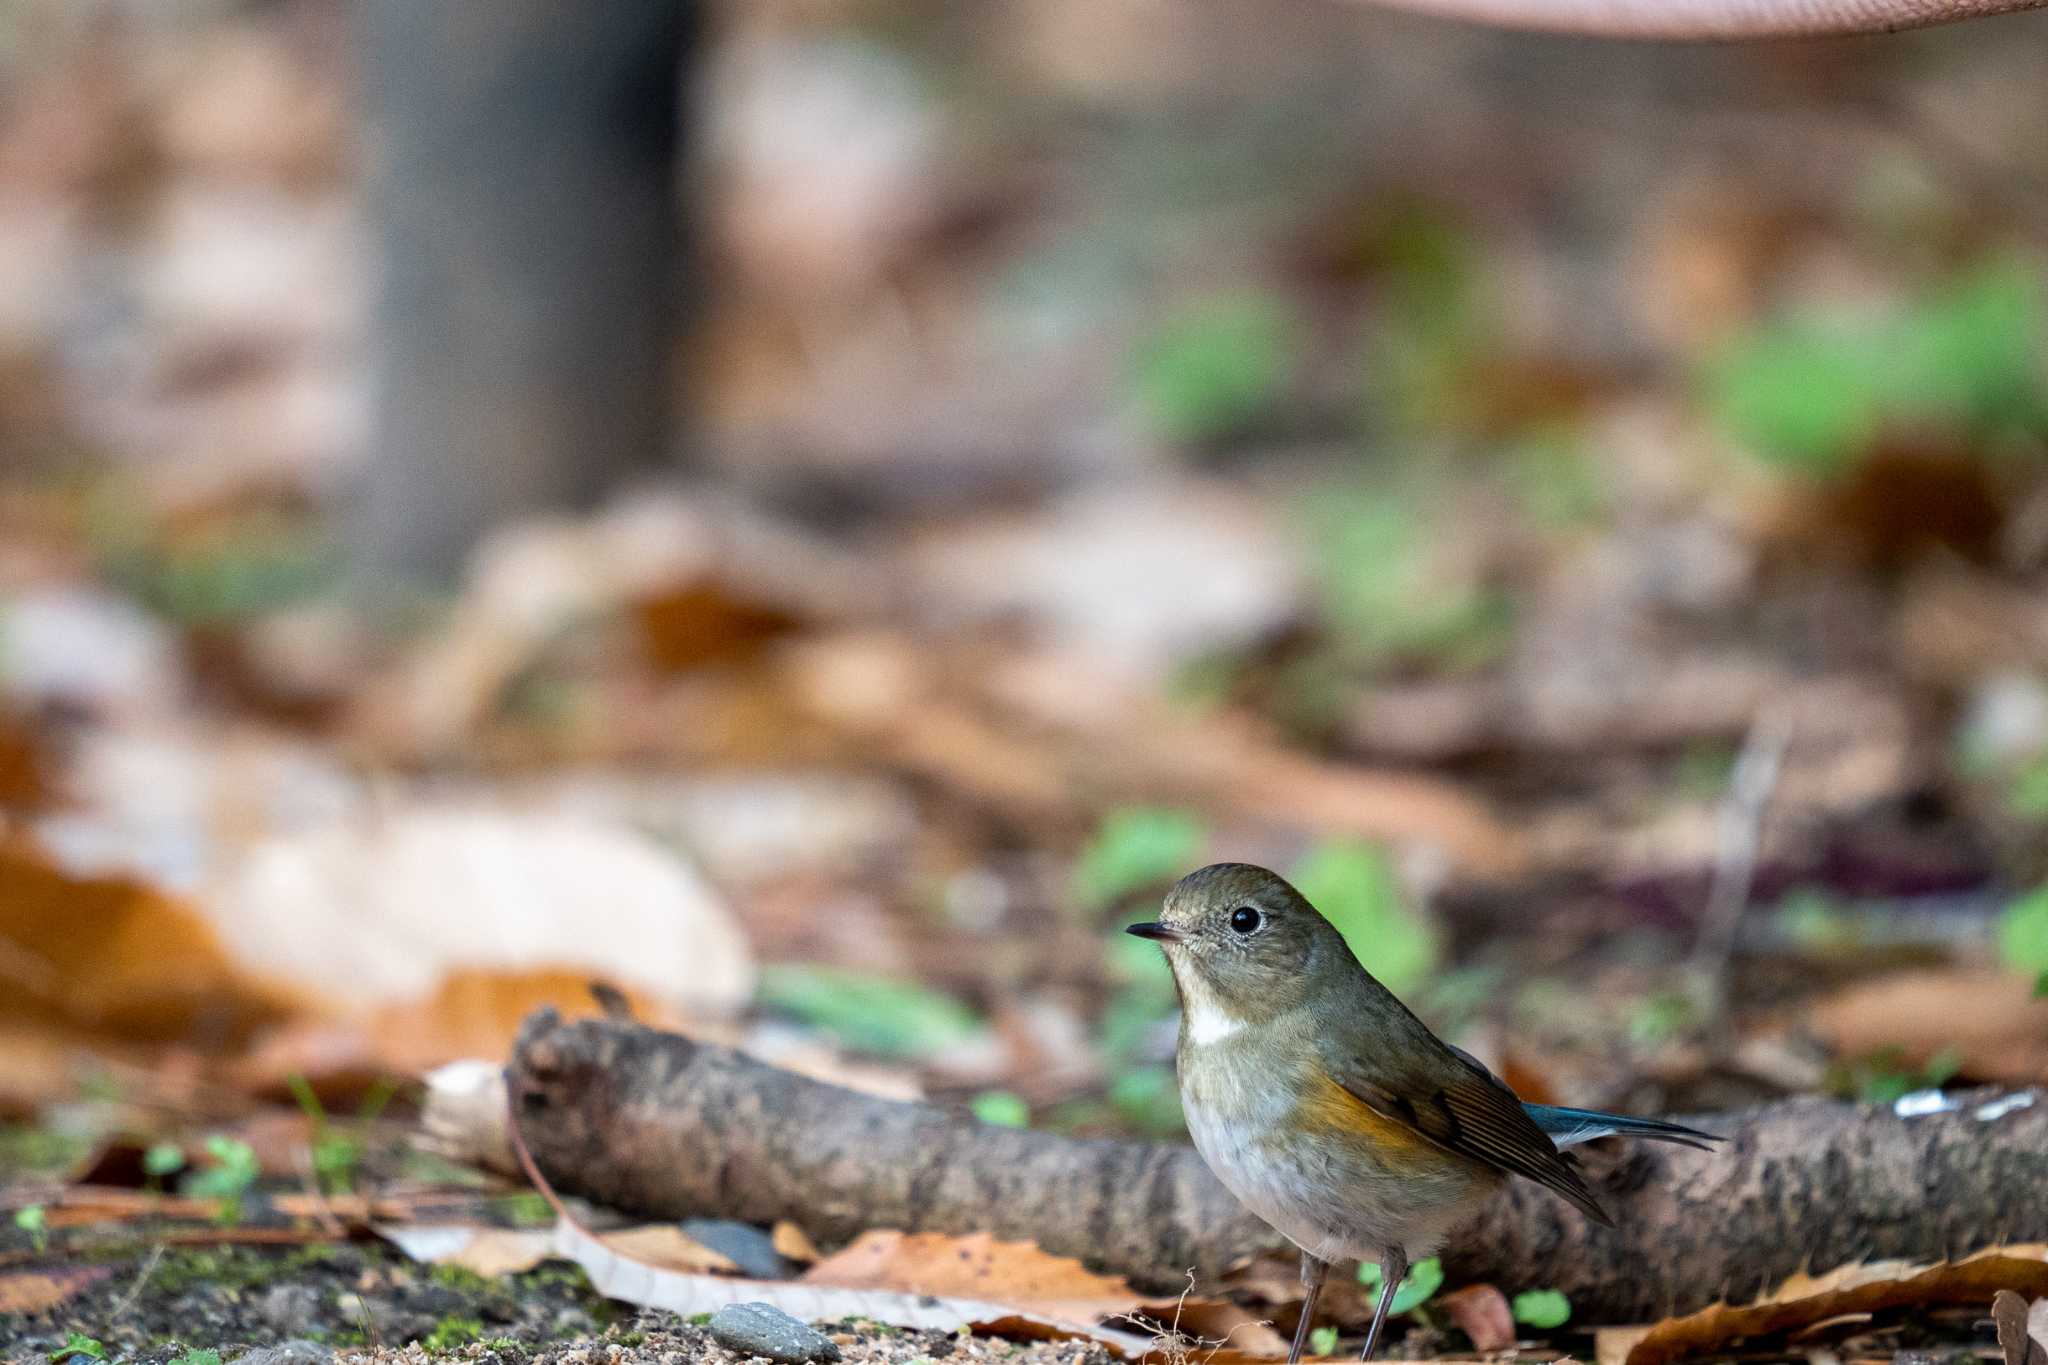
(235, 969), (689, 1090)
(377, 1223), (557, 1277)
(773, 1220), (822, 1264)
(0, 708), (48, 808)
(598, 1225), (739, 1275)
(1596, 1326), (1655, 1365)
(1808, 969), (2048, 1084)
(1439, 1283), (1518, 1352)
(0, 836), (297, 1042)
(0, 1264), (114, 1313)
(1625, 1248), (2048, 1365)
(563, 1220), (1155, 1354)
(1995, 1290), (2048, 1365)
(805, 1229), (1139, 1320)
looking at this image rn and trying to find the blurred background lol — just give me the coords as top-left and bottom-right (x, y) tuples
(3, 0), (2048, 1183)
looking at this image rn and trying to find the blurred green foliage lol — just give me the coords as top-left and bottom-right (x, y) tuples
(1308, 1326), (1340, 1356)
(1106, 1065), (1185, 1136)
(1303, 484), (1510, 675)
(1998, 886), (2048, 978)
(1511, 1289), (1572, 1329)
(757, 965), (983, 1058)
(1364, 207), (1490, 434)
(1707, 257), (2048, 477)
(2006, 759), (2048, 820)
(1830, 1045), (1962, 1104)
(181, 1134), (261, 1224)
(1131, 293), (1296, 444)
(13, 1202), (46, 1253)
(1507, 429), (1610, 529)
(1290, 838), (1437, 994)
(1773, 889), (1860, 953)
(1359, 1255), (1443, 1315)
(1073, 807), (1208, 911)
(89, 496), (340, 625)
(51, 1333), (106, 1362)
(969, 1090), (1030, 1128)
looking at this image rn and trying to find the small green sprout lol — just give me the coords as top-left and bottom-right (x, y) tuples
(1511, 1288), (1572, 1328)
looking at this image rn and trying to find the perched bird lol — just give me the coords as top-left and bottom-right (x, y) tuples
(1127, 864), (1720, 1363)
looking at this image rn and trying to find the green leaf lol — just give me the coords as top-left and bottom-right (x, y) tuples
(2009, 760), (2048, 820)
(2034, 969), (2047, 999)
(1998, 886), (2048, 976)
(1290, 839), (1438, 995)
(1130, 294), (1295, 444)
(171, 1352), (225, 1365)
(1107, 1066), (1185, 1137)
(1301, 485), (1511, 678)
(1511, 1289), (1572, 1329)
(142, 1142), (187, 1178)
(756, 964), (983, 1058)
(969, 1091), (1030, 1128)
(1308, 1326), (1340, 1357)
(51, 1334), (106, 1362)
(1358, 1256), (1443, 1316)
(1073, 807), (1207, 911)
(1707, 321), (1883, 477)
(13, 1203), (47, 1252)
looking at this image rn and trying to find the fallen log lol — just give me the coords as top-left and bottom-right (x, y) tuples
(500, 1010), (2048, 1321)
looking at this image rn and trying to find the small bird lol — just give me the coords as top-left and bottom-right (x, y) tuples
(1127, 864), (1720, 1363)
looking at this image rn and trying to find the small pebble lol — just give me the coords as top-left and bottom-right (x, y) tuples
(232, 1342), (332, 1365)
(709, 1302), (845, 1364)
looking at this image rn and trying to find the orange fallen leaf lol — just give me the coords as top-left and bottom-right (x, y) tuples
(1625, 1247), (2048, 1365)
(233, 968), (688, 1089)
(1808, 969), (2048, 1084)
(1439, 1283), (1518, 1352)
(598, 1225), (739, 1275)
(805, 1229), (1138, 1320)
(377, 1224), (558, 1277)
(772, 1220), (822, 1264)
(0, 837), (298, 1043)
(0, 1265), (114, 1313)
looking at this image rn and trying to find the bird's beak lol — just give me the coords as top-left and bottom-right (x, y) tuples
(1125, 921), (1184, 943)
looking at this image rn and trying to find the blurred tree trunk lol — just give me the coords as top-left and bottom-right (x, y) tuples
(357, 0), (693, 586)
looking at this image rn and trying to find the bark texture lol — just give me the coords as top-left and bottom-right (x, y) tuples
(510, 1011), (2048, 1319)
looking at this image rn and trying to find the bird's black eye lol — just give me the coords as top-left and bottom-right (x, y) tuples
(1229, 906), (1261, 934)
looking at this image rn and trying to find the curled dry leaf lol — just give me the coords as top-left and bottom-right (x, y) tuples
(1624, 1247), (2048, 1365)
(1439, 1283), (1519, 1352)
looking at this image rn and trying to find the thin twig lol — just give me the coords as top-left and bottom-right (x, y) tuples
(105, 1243), (164, 1325)
(1690, 703), (1794, 1020)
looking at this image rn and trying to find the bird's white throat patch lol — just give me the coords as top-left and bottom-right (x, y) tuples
(1183, 996), (1246, 1045)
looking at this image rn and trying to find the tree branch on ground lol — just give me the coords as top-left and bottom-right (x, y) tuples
(462, 1012), (2048, 1321)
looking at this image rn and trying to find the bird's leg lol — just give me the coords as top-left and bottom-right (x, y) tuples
(1358, 1245), (1407, 1363)
(1288, 1252), (1332, 1363)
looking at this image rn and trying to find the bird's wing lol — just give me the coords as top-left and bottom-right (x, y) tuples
(1319, 1031), (1614, 1226)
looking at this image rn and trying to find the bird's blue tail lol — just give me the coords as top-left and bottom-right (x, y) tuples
(1522, 1104), (1722, 1151)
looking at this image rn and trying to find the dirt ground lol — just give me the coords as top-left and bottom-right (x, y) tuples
(1, 1241), (1127, 1365)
